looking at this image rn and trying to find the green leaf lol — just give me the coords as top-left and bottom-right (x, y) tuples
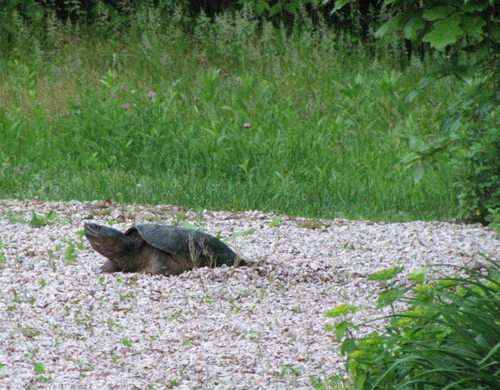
(423, 16), (463, 50)
(181, 222), (200, 231)
(478, 341), (500, 365)
(325, 304), (357, 317)
(224, 228), (256, 242)
(407, 269), (425, 284)
(333, 0), (355, 12)
(340, 338), (356, 354)
(406, 89), (420, 103)
(403, 15), (425, 40)
(269, 3), (282, 17)
(368, 266), (404, 281)
(255, 1), (271, 16)
(121, 338), (132, 347)
(334, 320), (354, 339)
(423, 6), (455, 21)
(355, 373), (367, 389)
(34, 362), (46, 374)
(284, 3), (299, 15)
(375, 15), (403, 38)
(413, 164), (424, 184)
(439, 113), (461, 135)
(377, 288), (406, 307)
(461, 15), (486, 38)
(463, 2), (488, 13)
(266, 216), (282, 227)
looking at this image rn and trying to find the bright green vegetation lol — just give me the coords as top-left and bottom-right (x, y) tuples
(0, 8), (462, 221)
(328, 262), (500, 389)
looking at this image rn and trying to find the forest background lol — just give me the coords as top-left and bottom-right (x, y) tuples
(1, 0), (499, 225)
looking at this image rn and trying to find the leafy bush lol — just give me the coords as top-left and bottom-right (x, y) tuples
(330, 0), (500, 223)
(327, 261), (500, 389)
(375, 0), (500, 224)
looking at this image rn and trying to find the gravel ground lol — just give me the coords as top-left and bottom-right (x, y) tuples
(0, 199), (499, 390)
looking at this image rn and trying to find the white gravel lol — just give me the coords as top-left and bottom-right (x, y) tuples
(0, 199), (499, 389)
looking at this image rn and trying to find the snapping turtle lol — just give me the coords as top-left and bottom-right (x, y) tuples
(84, 223), (245, 276)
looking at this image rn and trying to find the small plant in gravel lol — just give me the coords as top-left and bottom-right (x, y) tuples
(73, 310), (95, 334)
(75, 229), (86, 244)
(223, 228), (256, 243)
(2, 211), (26, 224)
(106, 318), (115, 331)
(0, 239), (6, 269)
(15, 327), (43, 339)
(119, 291), (137, 304)
(171, 212), (188, 227)
(326, 260), (500, 390)
(29, 210), (57, 227)
(63, 242), (77, 264)
(121, 338), (132, 348)
(266, 216), (282, 227)
(277, 364), (305, 382)
(33, 362), (52, 383)
(11, 289), (20, 303)
(50, 235), (85, 266)
(309, 374), (352, 390)
(46, 248), (57, 271)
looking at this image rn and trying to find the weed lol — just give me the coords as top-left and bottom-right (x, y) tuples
(172, 212), (188, 227)
(1, 211), (26, 224)
(29, 210), (57, 227)
(15, 327), (43, 338)
(309, 374), (351, 390)
(47, 249), (57, 271)
(63, 244), (77, 264)
(121, 338), (132, 348)
(277, 364), (305, 379)
(0, 239), (6, 269)
(33, 361), (52, 382)
(266, 216), (282, 227)
(12, 289), (20, 303)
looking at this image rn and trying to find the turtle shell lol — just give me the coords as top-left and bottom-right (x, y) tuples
(130, 224), (239, 267)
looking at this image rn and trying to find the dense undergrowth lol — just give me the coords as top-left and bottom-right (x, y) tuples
(0, 4), (462, 221)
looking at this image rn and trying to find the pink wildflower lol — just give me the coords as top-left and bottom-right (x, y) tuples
(243, 123), (251, 128)
(148, 91), (157, 98)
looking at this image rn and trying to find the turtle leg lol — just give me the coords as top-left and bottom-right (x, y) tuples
(142, 257), (173, 276)
(98, 259), (121, 273)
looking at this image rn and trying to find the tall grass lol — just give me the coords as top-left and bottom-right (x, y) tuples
(0, 6), (461, 221)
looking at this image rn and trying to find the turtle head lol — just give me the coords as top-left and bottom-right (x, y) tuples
(84, 223), (141, 261)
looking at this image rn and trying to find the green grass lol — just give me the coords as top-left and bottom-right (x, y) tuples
(0, 9), (461, 221)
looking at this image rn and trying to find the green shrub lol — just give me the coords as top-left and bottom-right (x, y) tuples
(368, 0), (500, 224)
(328, 261), (500, 389)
